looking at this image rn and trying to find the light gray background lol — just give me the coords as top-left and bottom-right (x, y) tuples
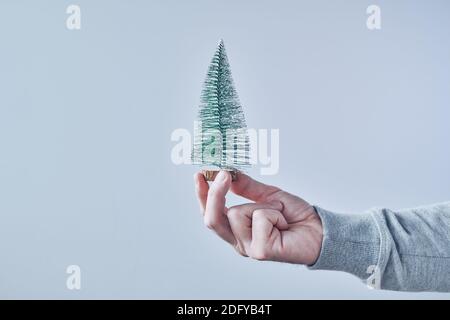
(0, 0), (449, 299)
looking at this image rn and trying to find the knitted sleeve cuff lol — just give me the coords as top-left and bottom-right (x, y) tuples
(308, 206), (382, 281)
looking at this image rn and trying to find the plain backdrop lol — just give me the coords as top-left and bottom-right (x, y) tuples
(0, 0), (449, 299)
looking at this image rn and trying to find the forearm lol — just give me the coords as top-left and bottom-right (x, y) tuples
(309, 202), (450, 292)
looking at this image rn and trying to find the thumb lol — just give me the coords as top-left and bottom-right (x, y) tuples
(206, 170), (232, 216)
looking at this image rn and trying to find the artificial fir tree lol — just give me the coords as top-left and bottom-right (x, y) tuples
(192, 40), (250, 181)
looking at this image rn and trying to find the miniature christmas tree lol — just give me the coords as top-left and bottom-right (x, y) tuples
(192, 40), (250, 181)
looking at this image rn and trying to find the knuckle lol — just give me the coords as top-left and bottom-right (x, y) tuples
(203, 216), (217, 230)
(227, 207), (240, 220)
(252, 209), (267, 220)
(251, 250), (268, 261)
(250, 244), (270, 261)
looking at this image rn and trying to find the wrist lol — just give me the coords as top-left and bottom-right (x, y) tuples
(303, 206), (324, 265)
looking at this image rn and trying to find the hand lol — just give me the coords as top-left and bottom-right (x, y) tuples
(194, 170), (323, 265)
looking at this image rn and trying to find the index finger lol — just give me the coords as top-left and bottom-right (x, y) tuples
(231, 172), (281, 202)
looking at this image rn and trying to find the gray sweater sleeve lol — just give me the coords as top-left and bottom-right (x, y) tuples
(308, 202), (450, 292)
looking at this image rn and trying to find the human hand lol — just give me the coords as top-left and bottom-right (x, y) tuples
(194, 170), (323, 265)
